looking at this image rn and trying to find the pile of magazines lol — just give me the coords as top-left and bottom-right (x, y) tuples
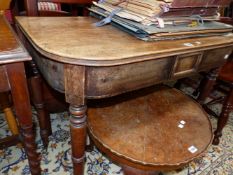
(89, 0), (233, 41)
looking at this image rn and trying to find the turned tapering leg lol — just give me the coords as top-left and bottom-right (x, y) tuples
(64, 64), (86, 174)
(70, 105), (87, 175)
(21, 125), (41, 174)
(213, 88), (233, 145)
(197, 69), (219, 105)
(7, 62), (41, 175)
(29, 60), (52, 147)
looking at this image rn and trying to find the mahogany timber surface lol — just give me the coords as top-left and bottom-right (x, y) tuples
(0, 16), (30, 64)
(15, 15), (229, 175)
(87, 86), (213, 171)
(0, 15), (40, 175)
(15, 16), (233, 66)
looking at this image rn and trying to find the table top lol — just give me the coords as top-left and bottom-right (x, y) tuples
(16, 16), (233, 66)
(0, 16), (31, 64)
(88, 86), (212, 169)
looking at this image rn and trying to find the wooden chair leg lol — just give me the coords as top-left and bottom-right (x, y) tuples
(0, 92), (20, 148)
(213, 88), (233, 145)
(0, 92), (19, 135)
(0, 135), (20, 149)
(3, 107), (19, 135)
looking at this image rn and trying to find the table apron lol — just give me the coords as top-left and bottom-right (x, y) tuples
(33, 46), (233, 99)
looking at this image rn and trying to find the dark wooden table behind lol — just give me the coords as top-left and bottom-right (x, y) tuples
(0, 15), (40, 175)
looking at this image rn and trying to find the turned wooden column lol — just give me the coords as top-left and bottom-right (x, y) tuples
(64, 64), (86, 175)
(197, 68), (219, 105)
(6, 62), (41, 175)
(29, 60), (52, 147)
(213, 87), (233, 145)
(70, 105), (87, 175)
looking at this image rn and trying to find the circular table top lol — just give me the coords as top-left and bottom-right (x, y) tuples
(88, 86), (212, 170)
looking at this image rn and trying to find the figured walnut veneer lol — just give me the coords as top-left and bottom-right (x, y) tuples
(88, 86), (213, 171)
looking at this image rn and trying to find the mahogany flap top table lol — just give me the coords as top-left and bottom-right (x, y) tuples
(15, 17), (233, 100)
(15, 16), (233, 175)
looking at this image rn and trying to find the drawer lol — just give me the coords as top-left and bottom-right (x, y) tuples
(86, 57), (173, 98)
(171, 52), (202, 78)
(198, 46), (233, 71)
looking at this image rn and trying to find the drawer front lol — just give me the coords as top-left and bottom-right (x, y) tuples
(198, 46), (233, 71)
(0, 65), (10, 92)
(171, 52), (202, 79)
(86, 57), (173, 98)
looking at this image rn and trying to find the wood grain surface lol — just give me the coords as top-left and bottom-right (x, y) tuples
(16, 16), (233, 66)
(0, 16), (31, 64)
(88, 86), (213, 170)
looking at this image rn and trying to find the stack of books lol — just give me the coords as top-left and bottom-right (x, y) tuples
(89, 0), (233, 41)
